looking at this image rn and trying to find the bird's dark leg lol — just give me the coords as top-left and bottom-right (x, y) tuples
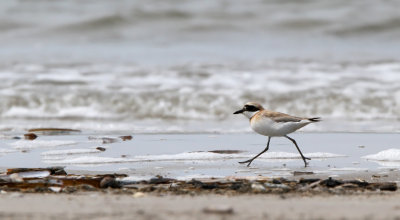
(239, 137), (271, 167)
(284, 135), (311, 167)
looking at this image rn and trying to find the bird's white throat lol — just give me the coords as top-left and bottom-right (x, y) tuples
(243, 110), (260, 119)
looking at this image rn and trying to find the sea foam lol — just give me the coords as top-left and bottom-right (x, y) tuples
(362, 149), (400, 161)
(2, 62), (400, 133)
(10, 140), (77, 150)
(41, 148), (101, 156)
(43, 151), (345, 165)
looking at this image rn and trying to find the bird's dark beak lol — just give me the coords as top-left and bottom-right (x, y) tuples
(233, 109), (244, 114)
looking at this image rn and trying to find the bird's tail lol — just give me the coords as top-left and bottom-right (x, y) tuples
(308, 117), (321, 122)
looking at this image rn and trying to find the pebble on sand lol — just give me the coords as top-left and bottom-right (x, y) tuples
(203, 205), (234, 214)
(119, 135), (133, 141)
(24, 133), (37, 140)
(96, 147), (106, 152)
(100, 176), (120, 188)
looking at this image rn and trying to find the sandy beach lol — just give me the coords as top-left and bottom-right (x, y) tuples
(0, 192), (399, 220)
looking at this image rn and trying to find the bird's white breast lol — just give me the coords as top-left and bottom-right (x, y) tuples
(250, 116), (310, 137)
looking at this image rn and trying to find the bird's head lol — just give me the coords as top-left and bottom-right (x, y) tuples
(233, 102), (264, 119)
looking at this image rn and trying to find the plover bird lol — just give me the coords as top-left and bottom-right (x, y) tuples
(234, 102), (320, 167)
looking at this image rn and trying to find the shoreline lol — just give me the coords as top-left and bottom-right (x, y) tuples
(0, 167), (397, 195)
(1, 168), (399, 220)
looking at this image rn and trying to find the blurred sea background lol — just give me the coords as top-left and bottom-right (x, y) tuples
(1, 0), (400, 133)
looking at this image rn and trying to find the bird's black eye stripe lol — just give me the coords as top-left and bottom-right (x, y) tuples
(244, 105), (259, 112)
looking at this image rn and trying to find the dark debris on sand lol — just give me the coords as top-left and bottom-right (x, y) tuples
(0, 167), (397, 195)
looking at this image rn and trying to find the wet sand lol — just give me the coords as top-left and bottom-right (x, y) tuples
(1, 132), (400, 219)
(0, 192), (399, 220)
(2, 132), (400, 180)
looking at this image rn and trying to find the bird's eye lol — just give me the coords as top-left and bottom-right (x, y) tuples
(245, 105), (259, 112)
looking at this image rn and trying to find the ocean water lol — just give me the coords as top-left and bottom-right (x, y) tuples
(1, 0), (400, 133)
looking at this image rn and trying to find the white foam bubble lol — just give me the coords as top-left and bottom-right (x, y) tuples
(258, 152), (346, 159)
(134, 152), (243, 161)
(43, 156), (135, 164)
(374, 161), (400, 167)
(41, 148), (101, 156)
(175, 174), (225, 181)
(134, 151), (345, 161)
(10, 140), (77, 150)
(3, 106), (116, 119)
(362, 148), (400, 161)
(43, 151), (344, 165)
(328, 167), (368, 172)
(0, 148), (18, 155)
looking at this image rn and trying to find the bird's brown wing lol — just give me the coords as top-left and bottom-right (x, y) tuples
(259, 110), (303, 123)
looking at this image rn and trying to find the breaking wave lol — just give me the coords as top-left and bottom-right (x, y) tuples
(1, 61), (400, 133)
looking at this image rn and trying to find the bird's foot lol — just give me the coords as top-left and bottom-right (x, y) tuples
(238, 159), (253, 167)
(302, 158), (311, 167)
